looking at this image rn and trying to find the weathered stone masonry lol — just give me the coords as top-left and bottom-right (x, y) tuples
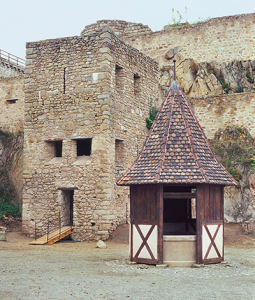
(22, 26), (158, 240)
(0, 76), (24, 133)
(124, 13), (255, 66)
(189, 92), (255, 139)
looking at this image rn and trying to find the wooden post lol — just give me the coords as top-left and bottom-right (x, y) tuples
(196, 185), (203, 264)
(157, 185), (163, 264)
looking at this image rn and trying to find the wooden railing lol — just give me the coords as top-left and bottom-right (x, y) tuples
(34, 210), (73, 241)
(0, 49), (25, 69)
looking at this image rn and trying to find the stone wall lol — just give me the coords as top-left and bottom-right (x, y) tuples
(0, 76), (24, 133)
(123, 13), (255, 66)
(22, 27), (158, 240)
(81, 20), (152, 38)
(189, 92), (255, 139)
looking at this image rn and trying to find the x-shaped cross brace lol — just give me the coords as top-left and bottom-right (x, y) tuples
(134, 224), (155, 260)
(204, 224), (221, 259)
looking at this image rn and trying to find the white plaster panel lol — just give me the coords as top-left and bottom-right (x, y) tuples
(214, 225), (223, 257)
(138, 245), (151, 259)
(133, 225), (142, 257)
(202, 224), (223, 259)
(139, 224), (150, 237)
(132, 225), (158, 259)
(147, 225), (157, 259)
(202, 226), (210, 259)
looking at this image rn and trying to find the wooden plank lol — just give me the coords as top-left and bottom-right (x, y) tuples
(209, 186), (214, 220)
(29, 226), (72, 245)
(220, 186), (224, 220)
(214, 186), (219, 220)
(203, 257), (223, 264)
(202, 220), (223, 225)
(221, 186), (224, 262)
(130, 185), (134, 223)
(157, 185), (163, 265)
(132, 257), (158, 265)
(204, 185), (210, 220)
(47, 229), (72, 245)
(132, 220), (158, 225)
(196, 185), (203, 264)
(163, 192), (196, 199)
(150, 185), (158, 221)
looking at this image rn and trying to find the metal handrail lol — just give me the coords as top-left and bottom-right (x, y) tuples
(34, 210), (73, 241)
(0, 49), (25, 69)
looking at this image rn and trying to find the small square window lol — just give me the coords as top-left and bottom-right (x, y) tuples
(77, 139), (92, 156)
(44, 140), (62, 160)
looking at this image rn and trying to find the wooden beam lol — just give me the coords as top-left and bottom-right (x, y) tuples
(163, 192), (196, 199)
(157, 185), (163, 265)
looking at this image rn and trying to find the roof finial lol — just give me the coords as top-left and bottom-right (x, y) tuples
(173, 59), (176, 81)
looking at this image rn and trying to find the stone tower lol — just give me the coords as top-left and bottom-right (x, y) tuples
(22, 26), (158, 240)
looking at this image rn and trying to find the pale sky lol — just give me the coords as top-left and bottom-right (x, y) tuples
(1, 0), (254, 59)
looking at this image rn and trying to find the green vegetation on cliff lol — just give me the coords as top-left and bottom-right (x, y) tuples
(0, 130), (21, 218)
(146, 98), (158, 130)
(210, 126), (255, 182)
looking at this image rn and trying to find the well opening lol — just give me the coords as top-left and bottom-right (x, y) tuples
(163, 185), (196, 235)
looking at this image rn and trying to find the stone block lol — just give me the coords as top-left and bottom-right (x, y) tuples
(0, 231), (6, 241)
(26, 48), (33, 55)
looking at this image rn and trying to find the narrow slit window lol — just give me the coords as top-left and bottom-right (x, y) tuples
(6, 98), (18, 104)
(54, 141), (62, 157)
(63, 67), (66, 94)
(134, 74), (141, 95)
(77, 139), (92, 156)
(115, 139), (125, 177)
(115, 65), (124, 93)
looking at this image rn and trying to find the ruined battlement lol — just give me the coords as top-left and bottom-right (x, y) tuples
(81, 19), (152, 38)
(124, 13), (255, 65)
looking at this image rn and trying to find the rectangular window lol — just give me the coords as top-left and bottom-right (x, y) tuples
(6, 98), (18, 104)
(54, 141), (62, 157)
(134, 74), (141, 95)
(44, 140), (63, 160)
(77, 139), (92, 156)
(115, 65), (124, 93)
(115, 139), (125, 178)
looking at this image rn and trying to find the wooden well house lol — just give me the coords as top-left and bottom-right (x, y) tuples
(117, 65), (237, 266)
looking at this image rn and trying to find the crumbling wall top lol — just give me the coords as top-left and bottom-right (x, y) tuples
(81, 19), (152, 38)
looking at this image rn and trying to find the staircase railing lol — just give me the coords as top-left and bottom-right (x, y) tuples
(34, 210), (73, 242)
(0, 49), (25, 69)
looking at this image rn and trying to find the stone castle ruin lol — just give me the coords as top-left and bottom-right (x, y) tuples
(1, 13), (255, 240)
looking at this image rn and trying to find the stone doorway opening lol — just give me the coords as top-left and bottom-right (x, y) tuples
(59, 189), (74, 226)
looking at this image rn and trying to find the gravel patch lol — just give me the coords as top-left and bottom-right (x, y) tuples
(0, 243), (254, 300)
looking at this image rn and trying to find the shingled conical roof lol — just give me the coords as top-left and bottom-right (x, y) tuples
(117, 79), (237, 186)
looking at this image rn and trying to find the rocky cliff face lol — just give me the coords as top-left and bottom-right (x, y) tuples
(0, 132), (23, 209)
(159, 48), (255, 98)
(210, 126), (255, 222)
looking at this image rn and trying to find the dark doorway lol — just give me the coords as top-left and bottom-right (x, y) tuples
(61, 189), (74, 226)
(163, 186), (196, 235)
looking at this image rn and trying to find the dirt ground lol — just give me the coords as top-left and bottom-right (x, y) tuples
(0, 220), (255, 300)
